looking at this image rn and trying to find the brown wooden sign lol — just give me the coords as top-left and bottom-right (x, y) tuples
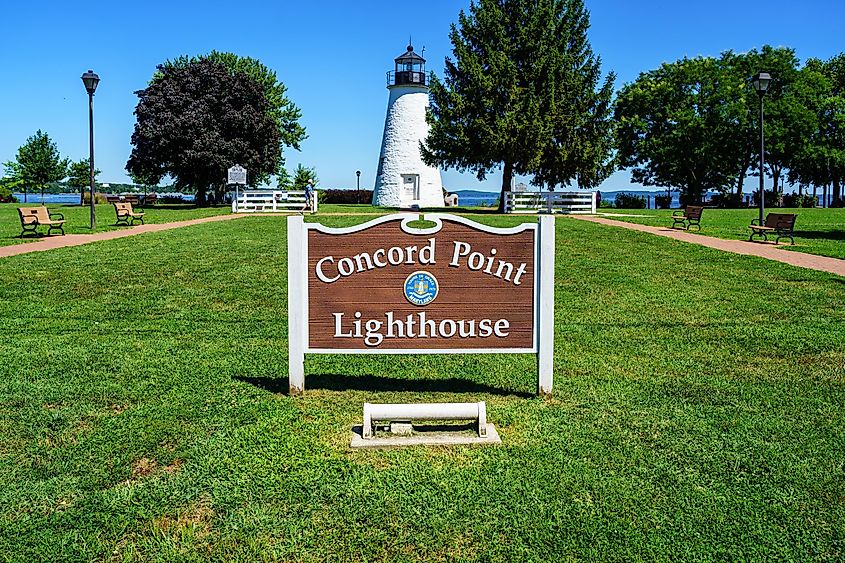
(308, 215), (535, 351)
(287, 213), (555, 394)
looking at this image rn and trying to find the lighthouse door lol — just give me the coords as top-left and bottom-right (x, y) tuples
(401, 174), (420, 205)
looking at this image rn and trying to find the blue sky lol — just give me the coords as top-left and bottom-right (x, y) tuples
(1, 0), (843, 193)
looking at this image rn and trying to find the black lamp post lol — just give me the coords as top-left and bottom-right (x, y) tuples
(81, 70), (100, 229)
(751, 72), (771, 224)
(356, 170), (361, 204)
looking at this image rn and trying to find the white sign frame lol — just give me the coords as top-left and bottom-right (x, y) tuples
(227, 165), (247, 185)
(287, 213), (555, 395)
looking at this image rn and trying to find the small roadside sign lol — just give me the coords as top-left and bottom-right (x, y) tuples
(228, 165), (247, 185)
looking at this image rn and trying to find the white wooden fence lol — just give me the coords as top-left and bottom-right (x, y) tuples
(504, 191), (596, 214)
(232, 190), (317, 213)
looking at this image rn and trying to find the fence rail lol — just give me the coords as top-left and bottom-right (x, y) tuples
(232, 190), (316, 213)
(504, 191), (596, 214)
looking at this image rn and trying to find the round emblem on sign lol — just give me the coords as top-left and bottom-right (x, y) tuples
(404, 271), (439, 306)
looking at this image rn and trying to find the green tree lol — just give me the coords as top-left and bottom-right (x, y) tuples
(292, 164), (318, 190)
(2, 161), (23, 196)
(746, 47), (804, 201)
(67, 158), (101, 205)
(531, 0), (616, 191)
(615, 56), (746, 203)
(127, 58), (293, 204)
(422, 0), (615, 211)
(276, 168), (293, 190)
(158, 51), (306, 178)
(12, 130), (68, 203)
(0, 171), (21, 203)
(794, 53), (845, 206)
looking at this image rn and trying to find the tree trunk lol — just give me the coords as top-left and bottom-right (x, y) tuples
(834, 177), (842, 207)
(771, 166), (781, 207)
(735, 163), (747, 198)
(80, 187), (85, 206)
(196, 186), (207, 206)
(498, 161), (513, 213)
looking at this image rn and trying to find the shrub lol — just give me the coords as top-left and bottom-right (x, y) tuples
(157, 196), (187, 204)
(751, 190), (782, 207)
(614, 193), (646, 209)
(0, 186), (18, 203)
(654, 195), (672, 209)
(320, 189), (373, 205)
(712, 193), (744, 208)
(782, 193), (818, 208)
(598, 199), (614, 208)
(82, 192), (110, 204)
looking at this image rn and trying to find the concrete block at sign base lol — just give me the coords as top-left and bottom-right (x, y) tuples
(349, 424), (501, 449)
(389, 421), (414, 436)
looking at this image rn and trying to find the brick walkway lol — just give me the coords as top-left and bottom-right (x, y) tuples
(0, 214), (246, 259)
(574, 215), (845, 277)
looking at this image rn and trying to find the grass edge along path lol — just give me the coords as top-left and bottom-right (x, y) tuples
(0, 213), (248, 258)
(574, 214), (845, 277)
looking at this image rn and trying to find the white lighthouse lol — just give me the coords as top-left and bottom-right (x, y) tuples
(373, 44), (445, 209)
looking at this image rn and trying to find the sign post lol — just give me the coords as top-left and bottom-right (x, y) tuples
(287, 213), (555, 395)
(227, 165), (247, 211)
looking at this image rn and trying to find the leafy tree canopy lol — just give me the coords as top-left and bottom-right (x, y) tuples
(423, 0), (615, 210)
(67, 158), (100, 190)
(615, 56), (747, 201)
(157, 51), (306, 176)
(127, 58), (290, 204)
(67, 158), (101, 205)
(11, 130), (68, 203)
(615, 46), (839, 204)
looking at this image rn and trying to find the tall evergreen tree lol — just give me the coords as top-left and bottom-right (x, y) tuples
(532, 0), (616, 190)
(292, 164), (318, 190)
(422, 0), (615, 211)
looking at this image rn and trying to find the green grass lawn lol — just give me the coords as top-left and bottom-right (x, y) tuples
(599, 207), (845, 260)
(1, 214), (843, 560)
(0, 203), (231, 247)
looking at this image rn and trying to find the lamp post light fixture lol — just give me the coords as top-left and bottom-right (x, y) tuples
(356, 170), (361, 204)
(751, 72), (771, 225)
(81, 70), (100, 229)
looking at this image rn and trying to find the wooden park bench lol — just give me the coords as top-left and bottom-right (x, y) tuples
(17, 206), (66, 237)
(749, 213), (797, 245)
(670, 205), (704, 231)
(113, 202), (145, 226)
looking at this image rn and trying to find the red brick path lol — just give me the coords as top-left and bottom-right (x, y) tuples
(0, 214), (246, 259)
(574, 215), (845, 277)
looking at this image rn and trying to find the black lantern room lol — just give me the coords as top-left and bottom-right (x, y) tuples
(388, 44), (427, 87)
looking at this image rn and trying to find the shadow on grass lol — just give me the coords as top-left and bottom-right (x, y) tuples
(235, 373), (532, 398)
(793, 229), (845, 242)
